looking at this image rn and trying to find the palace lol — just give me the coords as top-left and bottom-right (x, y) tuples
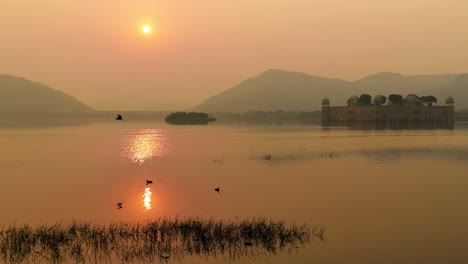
(321, 95), (454, 128)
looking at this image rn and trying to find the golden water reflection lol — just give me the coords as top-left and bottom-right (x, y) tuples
(143, 187), (152, 210)
(124, 129), (166, 164)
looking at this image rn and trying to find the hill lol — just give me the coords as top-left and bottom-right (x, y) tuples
(193, 69), (467, 112)
(193, 69), (352, 112)
(429, 74), (468, 108)
(0, 75), (93, 113)
(353, 72), (457, 95)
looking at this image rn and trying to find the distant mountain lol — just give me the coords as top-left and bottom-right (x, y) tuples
(193, 69), (352, 112)
(354, 72), (457, 95)
(0, 75), (93, 113)
(430, 74), (468, 108)
(193, 69), (467, 112)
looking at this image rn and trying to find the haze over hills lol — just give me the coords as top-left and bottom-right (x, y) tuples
(193, 69), (468, 112)
(353, 72), (457, 95)
(2, 71), (466, 116)
(0, 75), (93, 113)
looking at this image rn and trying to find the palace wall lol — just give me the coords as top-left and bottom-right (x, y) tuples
(321, 105), (454, 127)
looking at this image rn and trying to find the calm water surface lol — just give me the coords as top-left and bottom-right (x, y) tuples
(1, 122), (468, 264)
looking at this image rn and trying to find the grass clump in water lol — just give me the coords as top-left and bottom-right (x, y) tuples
(0, 218), (323, 263)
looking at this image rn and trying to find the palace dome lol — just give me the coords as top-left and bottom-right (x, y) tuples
(404, 94), (423, 106)
(446, 96), (454, 105)
(322, 97), (330, 106)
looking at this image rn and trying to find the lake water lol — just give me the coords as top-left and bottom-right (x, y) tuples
(1, 122), (468, 263)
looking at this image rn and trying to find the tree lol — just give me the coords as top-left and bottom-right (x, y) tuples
(165, 112), (216, 125)
(425, 95), (437, 106)
(346, 96), (359, 106)
(373, 95), (387, 106)
(358, 94), (372, 106)
(420, 95), (437, 106)
(380, 95), (387, 105)
(388, 94), (403, 105)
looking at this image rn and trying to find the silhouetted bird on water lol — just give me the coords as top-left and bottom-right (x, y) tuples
(115, 114), (123, 120)
(215, 187), (220, 193)
(160, 252), (170, 259)
(146, 179), (153, 185)
(117, 202), (123, 209)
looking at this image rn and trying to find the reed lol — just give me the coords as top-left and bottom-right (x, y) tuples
(0, 218), (323, 263)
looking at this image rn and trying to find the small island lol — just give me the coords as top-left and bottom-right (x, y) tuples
(165, 112), (216, 125)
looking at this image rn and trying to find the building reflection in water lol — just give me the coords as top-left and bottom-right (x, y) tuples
(123, 129), (167, 164)
(143, 187), (152, 210)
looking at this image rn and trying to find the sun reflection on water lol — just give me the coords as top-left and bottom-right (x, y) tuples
(124, 129), (166, 164)
(143, 187), (152, 210)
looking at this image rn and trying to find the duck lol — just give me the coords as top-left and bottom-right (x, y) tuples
(115, 114), (123, 121)
(215, 187), (220, 193)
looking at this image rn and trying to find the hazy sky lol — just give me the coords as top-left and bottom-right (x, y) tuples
(1, 0), (468, 110)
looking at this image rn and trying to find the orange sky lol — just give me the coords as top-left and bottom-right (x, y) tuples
(1, 0), (468, 110)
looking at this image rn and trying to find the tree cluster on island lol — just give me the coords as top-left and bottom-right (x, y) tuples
(346, 94), (441, 107)
(165, 112), (216, 125)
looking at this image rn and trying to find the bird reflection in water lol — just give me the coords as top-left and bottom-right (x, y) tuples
(143, 187), (152, 210)
(124, 129), (166, 164)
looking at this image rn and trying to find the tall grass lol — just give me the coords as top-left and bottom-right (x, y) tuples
(0, 218), (323, 263)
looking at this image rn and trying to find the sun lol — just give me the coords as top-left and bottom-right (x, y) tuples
(142, 25), (151, 34)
